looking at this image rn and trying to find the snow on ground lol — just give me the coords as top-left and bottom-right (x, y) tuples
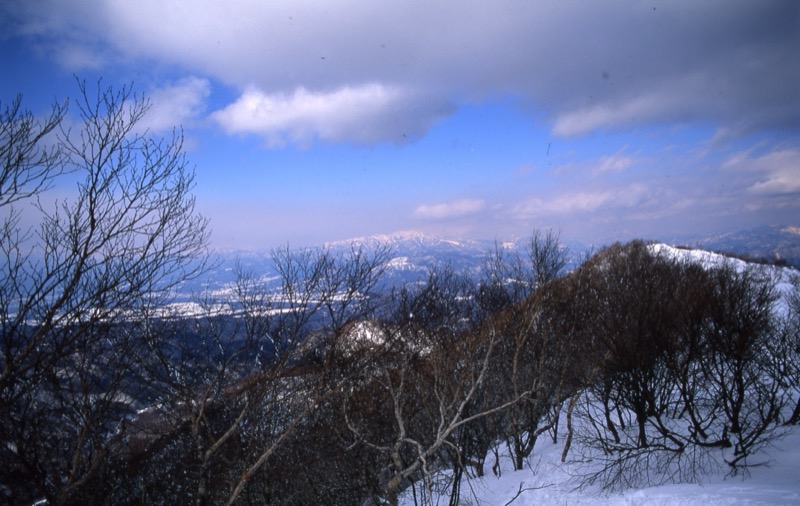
(399, 246), (800, 505)
(399, 426), (800, 505)
(651, 243), (797, 289)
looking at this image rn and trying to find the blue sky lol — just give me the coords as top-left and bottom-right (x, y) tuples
(1, 1), (799, 249)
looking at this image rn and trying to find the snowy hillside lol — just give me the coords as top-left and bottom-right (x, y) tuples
(394, 243), (800, 506)
(653, 242), (797, 286)
(398, 428), (800, 505)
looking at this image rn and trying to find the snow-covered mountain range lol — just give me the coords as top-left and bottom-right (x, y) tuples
(177, 225), (799, 301)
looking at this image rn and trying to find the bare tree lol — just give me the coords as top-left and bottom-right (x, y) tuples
(341, 267), (527, 506)
(482, 229), (573, 472)
(0, 94), (67, 208)
(699, 262), (787, 468)
(566, 242), (791, 490)
(224, 244), (390, 504)
(0, 80), (210, 504)
(478, 228), (569, 313)
(526, 228), (569, 288)
(786, 273), (800, 425)
(115, 243), (391, 505)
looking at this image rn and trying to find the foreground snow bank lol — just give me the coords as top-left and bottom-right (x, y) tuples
(399, 424), (800, 505)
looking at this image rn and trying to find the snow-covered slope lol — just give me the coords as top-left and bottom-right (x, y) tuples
(394, 242), (800, 506)
(398, 428), (800, 505)
(652, 242), (798, 308)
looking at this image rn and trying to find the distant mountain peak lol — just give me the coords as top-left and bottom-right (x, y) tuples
(325, 230), (469, 249)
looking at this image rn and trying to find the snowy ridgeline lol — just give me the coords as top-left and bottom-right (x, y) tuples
(652, 243), (798, 295)
(394, 244), (800, 506)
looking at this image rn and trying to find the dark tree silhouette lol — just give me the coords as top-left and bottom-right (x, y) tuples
(0, 81), (210, 504)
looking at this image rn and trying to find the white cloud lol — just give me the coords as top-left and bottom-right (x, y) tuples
(550, 149), (643, 180)
(7, 1), (800, 143)
(413, 199), (486, 220)
(551, 82), (700, 138)
(723, 148), (800, 196)
(552, 96), (662, 138)
(212, 84), (446, 146)
(140, 77), (211, 133)
(749, 167), (800, 195)
(513, 181), (666, 220)
(515, 191), (612, 219)
(593, 149), (638, 176)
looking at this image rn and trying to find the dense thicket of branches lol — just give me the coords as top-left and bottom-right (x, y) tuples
(0, 82), (210, 505)
(564, 242), (795, 490)
(2, 84), (798, 505)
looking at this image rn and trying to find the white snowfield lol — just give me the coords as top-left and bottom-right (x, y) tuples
(396, 429), (800, 505)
